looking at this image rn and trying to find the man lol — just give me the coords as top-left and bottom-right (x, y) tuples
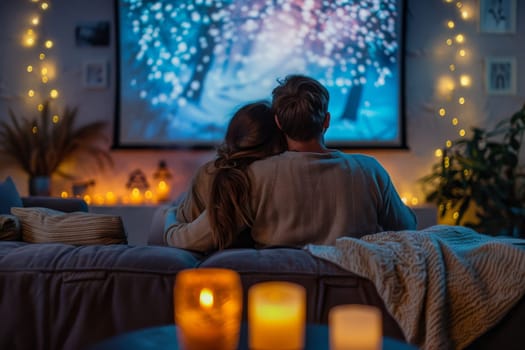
(245, 74), (416, 247)
(164, 74), (416, 252)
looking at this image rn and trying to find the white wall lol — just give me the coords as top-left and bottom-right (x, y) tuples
(1, 0), (524, 205)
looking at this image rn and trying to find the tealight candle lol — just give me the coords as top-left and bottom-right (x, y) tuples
(174, 268), (242, 350)
(329, 304), (382, 350)
(248, 281), (306, 350)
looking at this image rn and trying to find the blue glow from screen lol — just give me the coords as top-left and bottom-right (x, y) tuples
(118, 0), (403, 147)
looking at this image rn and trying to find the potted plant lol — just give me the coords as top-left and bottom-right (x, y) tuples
(0, 101), (113, 196)
(420, 104), (525, 236)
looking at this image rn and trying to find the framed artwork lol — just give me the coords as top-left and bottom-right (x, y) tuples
(83, 60), (108, 89)
(479, 0), (517, 34)
(485, 56), (517, 95)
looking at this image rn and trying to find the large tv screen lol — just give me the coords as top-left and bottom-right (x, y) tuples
(116, 0), (406, 148)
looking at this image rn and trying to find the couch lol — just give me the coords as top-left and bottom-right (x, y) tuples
(1, 197), (524, 350)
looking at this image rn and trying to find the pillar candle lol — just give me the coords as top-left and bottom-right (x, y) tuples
(174, 268), (242, 350)
(329, 304), (382, 350)
(248, 281), (306, 350)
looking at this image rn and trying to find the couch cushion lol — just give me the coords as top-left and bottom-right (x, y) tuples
(0, 241), (203, 350)
(11, 207), (127, 245)
(0, 176), (23, 215)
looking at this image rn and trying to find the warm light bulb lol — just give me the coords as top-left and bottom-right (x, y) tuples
(459, 49), (466, 57)
(446, 38), (453, 46)
(28, 89), (35, 97)
(452, 118), (459, 126)
(447, 20), (455, 29)
(31, 16), (39, 25)
(446, 140), (452, 147)
(461, 10), (470, 19)
(199, 288), (214, 309)
(42, 76), (48, 83)
(459, 129), (466, 137)
(37, 103), (44, 111)
(52, 114), (59, 123)
(145, 190), (153, 200)
(60, 191), (68, 198)
(23, 29), (37, 47)
(453, 212), (459, 220)
(44, 40), (53, 48)
(456, 2), (463, 8)
(411, 197), (419, 206)
(41, 2), (49, 10)
(439, 108), (446, 117)
(435, 149), (443, 157)
(50, 89), (59, 99)
(437, 76), (455, 96)
(39, 53), (45, 60)
(41, 67), (48, 75)
(32, 126), (38, 134)
(449, 64), (456, 72)
(459, 75), (471, 87)
(455, 34), (464, 43)
(27, 65), (33, 72)
(458, 97), (465, 104)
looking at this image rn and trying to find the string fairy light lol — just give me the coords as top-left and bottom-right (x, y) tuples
(434, 0), (474, 159)
(22, 0), (59, 111)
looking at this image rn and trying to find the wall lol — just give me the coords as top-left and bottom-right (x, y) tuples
(0, 0), (524, 206)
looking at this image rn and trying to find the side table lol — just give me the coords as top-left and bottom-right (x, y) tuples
(90, 324), (418, 350)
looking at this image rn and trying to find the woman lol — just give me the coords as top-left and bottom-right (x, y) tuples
(163, 101), (286, 252)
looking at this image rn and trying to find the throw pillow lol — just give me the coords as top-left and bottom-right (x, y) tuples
(0, 214), (21, 241)
(11, 207), (127, 245)
(0, 177), (23, 215)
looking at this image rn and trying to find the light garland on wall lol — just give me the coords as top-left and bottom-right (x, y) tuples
(434, 0), (474, 219)
(22, 0), (60, 114)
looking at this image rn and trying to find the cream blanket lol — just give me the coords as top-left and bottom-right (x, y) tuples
(305, 225), (525, 350)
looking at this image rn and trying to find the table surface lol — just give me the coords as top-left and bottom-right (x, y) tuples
(90, 324), (418, 350)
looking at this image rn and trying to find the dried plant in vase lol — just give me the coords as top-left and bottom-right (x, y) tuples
(0, 101), (113, 195)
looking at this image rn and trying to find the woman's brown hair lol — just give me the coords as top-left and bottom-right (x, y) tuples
(208, 101), (286, 249)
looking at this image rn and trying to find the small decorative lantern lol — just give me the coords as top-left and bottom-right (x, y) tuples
(153, 160), (173, 203)
(174, 268), (242, 350)
(125, 169), (149, 205)
(329, 304), (382, 350)
(248, 281), (306, 350)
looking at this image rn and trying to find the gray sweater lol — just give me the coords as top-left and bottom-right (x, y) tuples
(166, 150), (416, 252)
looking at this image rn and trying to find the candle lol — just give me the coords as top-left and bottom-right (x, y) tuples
(129, 187), (143, 205)
(329, 305), (382, 350)
(248, 281), (306, 350)
(174, 268), (242, 350)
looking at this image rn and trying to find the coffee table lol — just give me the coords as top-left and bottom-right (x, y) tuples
(90, 324), (418, 349)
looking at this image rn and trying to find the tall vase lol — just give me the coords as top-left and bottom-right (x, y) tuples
(29, 176), (51, 196)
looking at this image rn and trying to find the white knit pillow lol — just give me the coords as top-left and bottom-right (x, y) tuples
(11, 207), (127, 245)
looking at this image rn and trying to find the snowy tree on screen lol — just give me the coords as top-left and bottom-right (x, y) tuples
(122, 0), (399, 125)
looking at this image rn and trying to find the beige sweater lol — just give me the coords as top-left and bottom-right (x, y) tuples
(166, 150), (416, 252)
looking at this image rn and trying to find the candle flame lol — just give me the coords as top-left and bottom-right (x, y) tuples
(199, 288), (214, 308)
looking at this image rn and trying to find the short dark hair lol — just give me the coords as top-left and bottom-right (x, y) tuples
(271, 74), (329, 141)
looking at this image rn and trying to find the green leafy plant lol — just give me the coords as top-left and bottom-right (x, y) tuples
(420, 104), (525, 236)
(0, 101), (112, 179)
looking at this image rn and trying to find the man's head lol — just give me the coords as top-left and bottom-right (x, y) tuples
(271, 74), (329, 142)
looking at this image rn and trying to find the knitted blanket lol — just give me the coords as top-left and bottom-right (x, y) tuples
(305, 225), (525, 350)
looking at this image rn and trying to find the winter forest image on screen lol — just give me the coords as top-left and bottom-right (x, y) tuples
(118, 0), (403, 147)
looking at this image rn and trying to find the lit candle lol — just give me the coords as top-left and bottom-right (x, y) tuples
(156, 180), (170, 203)
(248, 281), (306, 350)
(329, 305), (382, 350)
(174, 268), (242, 350)
(129, 187), (143, 205)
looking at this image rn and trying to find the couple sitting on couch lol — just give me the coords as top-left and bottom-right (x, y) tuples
(162, 74), (416, 253)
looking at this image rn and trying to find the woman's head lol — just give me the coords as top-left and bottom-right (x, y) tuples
(209, 101), (285, 250)
(217, 101), (286, 165)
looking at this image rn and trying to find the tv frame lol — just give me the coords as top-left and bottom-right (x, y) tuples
(113, 0), (408, 150)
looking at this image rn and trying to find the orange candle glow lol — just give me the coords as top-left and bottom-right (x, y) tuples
(329, 305), (382, 350)
(129, 187), (143, 205)
(248, 281), (306, 350)
(174, 268), (242, 350)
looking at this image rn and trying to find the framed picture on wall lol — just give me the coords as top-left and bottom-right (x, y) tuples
(479, 0), (517, 33)
(485, 56), (517, 95)
(83, 60), (108, 89)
